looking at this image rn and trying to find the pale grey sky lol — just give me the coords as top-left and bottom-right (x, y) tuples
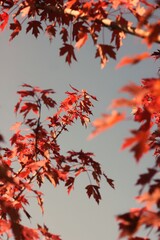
(0, 28), (158, 239)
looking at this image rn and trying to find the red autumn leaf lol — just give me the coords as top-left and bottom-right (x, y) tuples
(60, 27), (68, 43)
(95, 44), (116, 68)
(122, 130), (150, 161)
(22, 226), (39, 239)
(18, 170), (30, 179)
(0, 12), (9, 31)
(85, 185), (101, 204)
(117, 208), (160, 238)
(117, 210), (140, 238)
(38, 224), (61, 240)
(89, 111), (125, 139)
(10, 131), (21, 145)
(75, 167), (86, 177)
(65, 177), (74, 194)
(27, 160), (47, 172)
(65, 0), (78, 8)
(0, 219), (11, 235)
(116, 52), (150, 69)
(9, 19), (22, 41)
(17, 90), (35, 98)
(45, 170), (59, 187)
(10, 122), (22, 132)
(20, 102), (39, 117)
(37, 193), (44, 215)
(103, 173), (115, 189)
(26, 21), (43, 38)
(46, 25), (56, 41)
(75, 32), (88, 49)
(59, 44), (77, 65)
(136, 187), (160, 209)
(41, 94), (56, 109)
(111, 30), (125, 50)
(136, 168), (157, 186)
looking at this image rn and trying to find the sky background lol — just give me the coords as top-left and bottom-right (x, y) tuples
(0, 24), (159, 239)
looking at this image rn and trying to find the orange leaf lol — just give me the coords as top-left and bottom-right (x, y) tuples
(88, 111), (125, 139)
(75, 33), (88, 49)
(122, 130), (149, 161)
(10, 122), (22, 132)
(9, 19), (22, 41)
(116, 52), (150, 69)
(27, 160), (47, 172)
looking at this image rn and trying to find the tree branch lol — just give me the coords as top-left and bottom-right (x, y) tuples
(64, 8), (160, 44)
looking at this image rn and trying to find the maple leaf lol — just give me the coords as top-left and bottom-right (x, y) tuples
(0, 12), (9, 31)
(136, 168), (157, 186)
(111, 30), (125, 50)
(0, 219), (11, 235)
(34, 191), (44, 215)
(116, 52), (150, 68)
(22, 226), (39, 239)
(27, 160), (47, 172)
(60, 27), (68, 43)
(117, 209), (140, 238)
(45, 169), (59, 187)
(136, 187), (160, 209)
(85, 185), (101, 204)
(95, 44), (116, 68)
(59, 44), (77, 65)
(103, 173), (115, 189)
(38, 224), (61, 240)
(89, 111), (125, 139)
(46, 25), (56, 42)
(122, 130), (150, 161)
(20, 102), (39, 118)
(9, 19), (22, 41)
(65, 177), (74, 194)
(41, 94), (56, 109)
(75, 32), (88, 49)
(26, 21), (43, 38)
(17, 90), (35, 100)
(10, 122), (22, 132)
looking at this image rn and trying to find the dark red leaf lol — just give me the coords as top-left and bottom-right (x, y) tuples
(85, 185), (101, 204)
(9, 19), (22, 41)
(136, 168), (157, 186)
(95, 44), (116, 68)
(103, 173), (115, 189)
(46, 25), (56, 41)
(59, 44), (77, 65)
(26, 21), (43, 38)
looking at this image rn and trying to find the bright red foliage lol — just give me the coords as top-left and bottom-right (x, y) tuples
(0, 84), (113, 239)
(0, 0), (160, 239)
